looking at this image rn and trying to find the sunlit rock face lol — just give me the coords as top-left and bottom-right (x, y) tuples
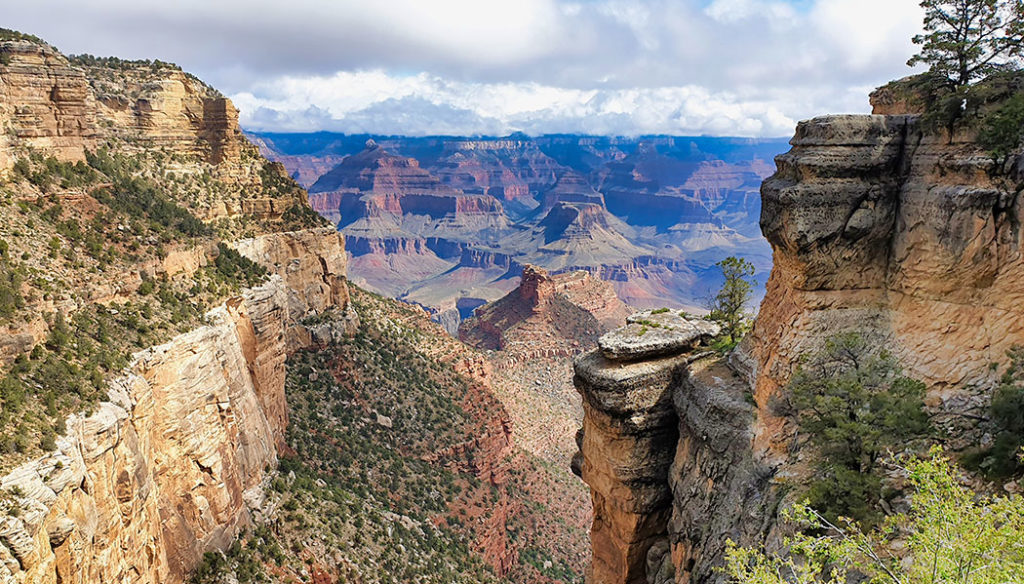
(0, 231), (354, 584)
(579, 103), (1024, 583)
(753, 113), (1024, 453)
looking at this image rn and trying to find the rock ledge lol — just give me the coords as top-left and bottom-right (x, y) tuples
(598, 310), (720, 361)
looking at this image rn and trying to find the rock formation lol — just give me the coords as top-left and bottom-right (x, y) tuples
(577, 91), (1024, 583)
(0, 230), (354, 584)
(262, 132), (782, 318)
(0, 33), (353, 584)
(0, 37), (304, 222)
(573, 314), (724, 584)
(460, 265), (632, 354)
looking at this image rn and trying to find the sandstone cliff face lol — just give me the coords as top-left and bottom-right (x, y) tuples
(0, 38), (304, 222)
(0, 40), (239, 167)
(0, 231), (353, 584)
(579, 109), (1024, 583)
(753, 113), (1024, 449)
(574, 315), (742, 584)
(0, 40), (96, 167)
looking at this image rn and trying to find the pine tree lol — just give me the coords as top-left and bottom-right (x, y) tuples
(908, 0), (1024, 87)
(707, 256), (756, 343)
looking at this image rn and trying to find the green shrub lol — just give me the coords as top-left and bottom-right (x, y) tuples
(782, 332), (930, 526)
(979, 93), (1024, 162)
(213, 244), (267, 288)
(966, 345), (1024, 478)
(0, 260), (24, 319)
(725, 452), (1024, 584)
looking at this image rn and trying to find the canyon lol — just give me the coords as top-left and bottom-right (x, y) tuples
(0, 31), (591, 584)
(5, 24), (1024, 584)
(254, 132), (785, 330)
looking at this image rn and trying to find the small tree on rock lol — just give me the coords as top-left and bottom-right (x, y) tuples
(707, 256), (756, 344)
(908, 0), (1024, 87)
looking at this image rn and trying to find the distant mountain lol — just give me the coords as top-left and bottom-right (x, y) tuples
(252, 131), (787, 328)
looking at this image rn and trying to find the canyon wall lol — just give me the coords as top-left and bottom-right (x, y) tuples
(0, 230), (353, 584)
(578, 108), (1024, 582)
(0, 37), (304, 221)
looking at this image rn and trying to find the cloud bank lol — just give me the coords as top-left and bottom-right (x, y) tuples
(4, 0), (925, 136)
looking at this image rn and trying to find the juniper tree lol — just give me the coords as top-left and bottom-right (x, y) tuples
(784, 333), (930, 526)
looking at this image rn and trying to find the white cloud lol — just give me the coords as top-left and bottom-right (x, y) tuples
(3, 0), (926, 136)
(705, 0), (798, 26)
(232, 70), (800, 136)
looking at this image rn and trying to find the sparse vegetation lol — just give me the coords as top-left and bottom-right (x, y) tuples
(69, 54), (182, 72)
(964, 345), (1024, 478)
(0, 142), (295, 465)
(195, 288), (584, 583)
(0, 28), (47, 45)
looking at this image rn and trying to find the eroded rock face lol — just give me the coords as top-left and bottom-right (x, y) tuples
(582, 109), (1024, 584)
(233, 228), (359, 345)
(575, 350), (685, 584)
(0, 38), (302, 221)
(0, 39), (243, 168)
(0, 231), (353, 584)
(459, 265), (632, 354)
(576, 314), (731, 584)
(0, 40), (97, 167)
(753, 113), (1024, 451)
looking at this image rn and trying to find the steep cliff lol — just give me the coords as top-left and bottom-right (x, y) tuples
(0, 35), (311, 227)
(0, 230), (354, 584)
(577, 95), (1024, 582)
(0, 31), (352, 584)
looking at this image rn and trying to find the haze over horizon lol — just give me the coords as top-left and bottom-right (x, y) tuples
(4, 0), (924, 137)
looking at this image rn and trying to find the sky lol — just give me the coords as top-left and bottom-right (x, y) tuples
(3, 0), (925, 137)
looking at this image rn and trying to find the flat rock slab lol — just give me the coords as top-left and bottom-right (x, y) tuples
(599, 310), (720, 361)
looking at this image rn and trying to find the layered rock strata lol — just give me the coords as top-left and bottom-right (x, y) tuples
(581, 105), (1024, 583)
(0, 38), (302, 220)
(0, 231), (352, 584)
(753, 113), (1024, 449)
(574, 315), (723, 584)
(459, 265), (632, 354)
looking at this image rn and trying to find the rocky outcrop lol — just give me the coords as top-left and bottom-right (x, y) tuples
(0, 37), (306, 224)
(0, 39), (246, 169)
(0, 40), (97, 167)
(460, 265), (631, 353)
(0, 230), (353, 584)
(573, 316), (723, 584)
(542, 171), (606, 210)
(751, 113), (1024, 450)
(599, 312), (720, 361)
(581, 101), (1024, 583)
(233, 228), (359, 345)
